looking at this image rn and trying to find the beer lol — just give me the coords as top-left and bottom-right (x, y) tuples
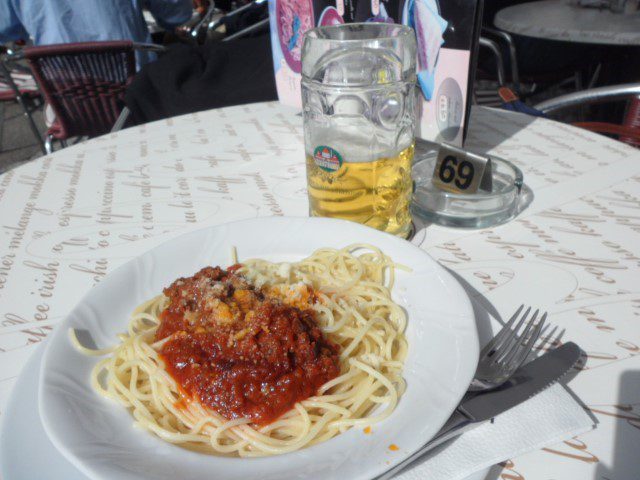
(306, 143), (414, 237)
(301, 24), (417, 237)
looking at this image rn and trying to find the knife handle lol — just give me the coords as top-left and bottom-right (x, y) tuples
(374, 409), (479, 480)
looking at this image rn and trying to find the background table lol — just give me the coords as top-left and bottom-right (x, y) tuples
(1, 102), (640, 479)
(495, 0), (640, 45)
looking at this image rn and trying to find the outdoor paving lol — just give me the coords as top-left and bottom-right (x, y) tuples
(0, 101), (45, 173)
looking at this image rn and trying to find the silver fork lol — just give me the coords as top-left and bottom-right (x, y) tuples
(374, 307), (550, 480)
(469, 305), (547, 392)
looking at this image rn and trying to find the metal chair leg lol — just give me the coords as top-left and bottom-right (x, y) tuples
(45, 134), (54, 154)
(19, 97), (46, 154)
(482, 27), (521, 95)
(479, 37), (506, 87)
(223, 18), (270, 42)
(111, 106), (130, 132)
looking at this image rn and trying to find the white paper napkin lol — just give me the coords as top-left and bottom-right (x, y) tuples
(396, 383), (596, 480)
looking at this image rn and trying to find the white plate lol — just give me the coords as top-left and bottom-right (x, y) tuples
(0, 341), (490, 480)
(38, 217), (479, 480)
(1, 341), (86, 480)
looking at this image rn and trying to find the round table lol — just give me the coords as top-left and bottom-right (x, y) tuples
(1, 102), (640, 479)
(495, 0), (640, 45)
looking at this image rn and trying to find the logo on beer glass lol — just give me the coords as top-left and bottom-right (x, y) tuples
(313, 146), (343, 172)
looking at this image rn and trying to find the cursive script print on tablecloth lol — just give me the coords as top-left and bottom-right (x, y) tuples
(0, 103), (307, 412)
(426, 172), (640, 477)
(1, 102), (640, 479)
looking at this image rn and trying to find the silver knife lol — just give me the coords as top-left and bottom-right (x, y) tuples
(375, 341), (582, 480)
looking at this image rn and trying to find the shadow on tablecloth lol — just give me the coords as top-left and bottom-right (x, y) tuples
(441, 268), (500, 349)
(438, 268), (515, 480)
(465, 107), (537, 156)
(466, 107), (537, 220)
(594, 370), (640, 478)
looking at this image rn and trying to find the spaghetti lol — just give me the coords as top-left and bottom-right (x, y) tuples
(71, 245), (408, 457)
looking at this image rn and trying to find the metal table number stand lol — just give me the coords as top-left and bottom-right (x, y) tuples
(431, 143), (493, 194)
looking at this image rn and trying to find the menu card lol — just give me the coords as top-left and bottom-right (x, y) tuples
(267, 0), (483, 146)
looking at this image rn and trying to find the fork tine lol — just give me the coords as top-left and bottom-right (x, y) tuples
(519, 309), (540, 344)
(489, 304), (523, 340)
(496, 309), (539, 364)
(535, 324), (557, 352)
(487, 306), (531, 358)
(480, 304), (530, 357)
(502, 313), (546, 370)
(515, 314), (545, 363)
(554, 327), (566, 345)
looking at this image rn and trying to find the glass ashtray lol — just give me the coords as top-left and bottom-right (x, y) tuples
(411, 151), (524, 228)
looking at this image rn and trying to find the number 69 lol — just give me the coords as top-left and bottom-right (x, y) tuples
(438, 156), (475, 190)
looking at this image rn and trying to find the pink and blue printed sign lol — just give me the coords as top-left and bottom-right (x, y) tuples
(268, 0), (483, 147)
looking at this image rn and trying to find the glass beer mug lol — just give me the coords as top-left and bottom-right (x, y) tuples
(301, 23), (417, 237)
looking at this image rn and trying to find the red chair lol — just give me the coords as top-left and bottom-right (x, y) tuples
(14, 41), (165, 153)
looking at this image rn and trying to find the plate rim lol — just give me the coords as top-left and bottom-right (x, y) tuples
(38, 216), (479, 480)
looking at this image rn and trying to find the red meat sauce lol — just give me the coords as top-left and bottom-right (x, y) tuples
(155, 265), (341, 426)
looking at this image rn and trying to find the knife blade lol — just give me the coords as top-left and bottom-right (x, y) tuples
(459, 341), (582, 421)
(375, 341), (582, 480)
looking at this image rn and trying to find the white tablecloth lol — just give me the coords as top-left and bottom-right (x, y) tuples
(1, 102), (639, 479)
(495, 0), (640, 45)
